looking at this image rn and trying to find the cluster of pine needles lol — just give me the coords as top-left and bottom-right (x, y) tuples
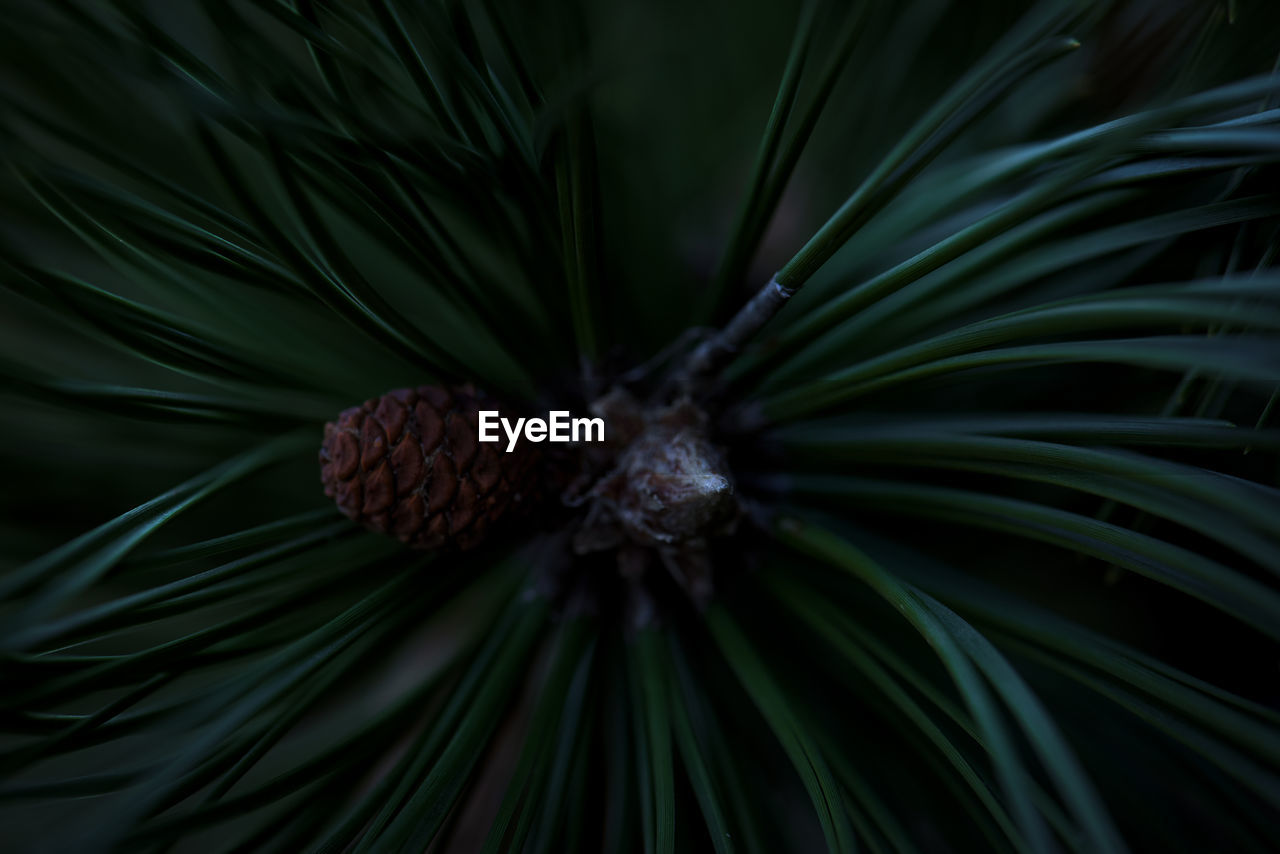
(1, 0), (1279, 851)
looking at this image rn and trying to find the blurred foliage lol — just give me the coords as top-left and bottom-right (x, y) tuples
(1, 0), (1279, 852)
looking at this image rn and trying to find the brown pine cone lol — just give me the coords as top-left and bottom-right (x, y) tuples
(319, 385), (542, 551)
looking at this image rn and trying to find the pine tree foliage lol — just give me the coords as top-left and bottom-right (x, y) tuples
(1, 0), (1278, 851)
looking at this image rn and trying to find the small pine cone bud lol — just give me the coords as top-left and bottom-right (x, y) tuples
(319, 385), (541, 551)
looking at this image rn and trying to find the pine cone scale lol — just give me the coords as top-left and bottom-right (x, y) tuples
(360, 418), (387, 469)
(374, 395), (408, 443)
(327, 428), (360, 480)
(428, 452), (457, 514)
(416, 401), (444, 449)
(390, 436), (424, 497)
(362, 462), (394, 515)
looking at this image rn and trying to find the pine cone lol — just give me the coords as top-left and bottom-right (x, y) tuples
(319, 385), (541, 550)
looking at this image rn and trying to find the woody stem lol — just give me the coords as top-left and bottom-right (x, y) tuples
(675, 275), (795, 397)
